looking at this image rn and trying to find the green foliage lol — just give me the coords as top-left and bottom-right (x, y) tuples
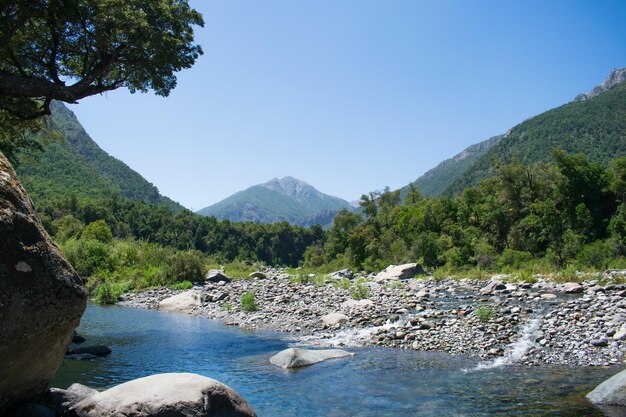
(0, 1), (203, 121)
(82, 220), (113, 243)
(221, 302), (233, 312)
(93, 280), (132, 305)
(332, 277), (352, 290)
(163, 250), (206, 283)
(349, 280), (370, 300)
(475, 305), (495, 323)
(170, 280), (193, 290)
(241, 291), (258, 313)
(447, 81), (626, 195)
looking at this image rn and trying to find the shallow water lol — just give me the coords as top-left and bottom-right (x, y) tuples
(53, 304), (622, 417)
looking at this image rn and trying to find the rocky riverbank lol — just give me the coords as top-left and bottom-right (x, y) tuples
(118, 266), (626, 367)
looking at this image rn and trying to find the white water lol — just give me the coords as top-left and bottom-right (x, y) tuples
(467, 317), (541, 371)
(295, 318), (402, 348)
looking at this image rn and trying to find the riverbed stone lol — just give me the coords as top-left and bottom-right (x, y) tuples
(563, 282), (584, 294)
(158, 290), (202, 313)
(0, 152), (87, 414)
(248, 271), (267, 279)
(71, 373), (256, 417)
(67, 345), (111, 357)
(269, 348), (355, 369)
(44, 383), (98, 415)
(587, 368), (626, 406)
(321, 312), (349, 326)
(374, 263), (423, 282)
(206, 270), (232, 283)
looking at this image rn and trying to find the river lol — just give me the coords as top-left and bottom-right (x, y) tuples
(52, 303), (621, 417)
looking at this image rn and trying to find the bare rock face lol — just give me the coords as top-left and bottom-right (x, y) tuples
(71, 373), (257, 417)
(374, 263), (424, 282)
(158, 290), (202, 313)
(0, 152), (86, 413)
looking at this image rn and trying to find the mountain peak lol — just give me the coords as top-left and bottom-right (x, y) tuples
(575, 67), (626, 101)
(261, 176), (311, 198)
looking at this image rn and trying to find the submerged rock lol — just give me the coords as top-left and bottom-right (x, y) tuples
(158, 290), (202, 313)
(0, 152), (86, 413)
(71, 373), (256, 417)
(587, 368), (626, 406)
(67, 345), (111, 357)
(270, 348), (355, 369)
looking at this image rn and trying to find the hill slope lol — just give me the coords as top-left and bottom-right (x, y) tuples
(197, 176), (352, 226)
(17, 101), (183, 211)
(444, 68), (626, 195)
(400, 134), (503, 198)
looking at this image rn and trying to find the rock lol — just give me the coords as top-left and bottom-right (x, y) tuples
(540, 293), (557, 300)
(331, 269), (354, 280)
(67, 345), (111, 357)
(320, 312), (349, 326)
(0, 152), (86, 414)
(44, 384), (98, 416)
(7, 403), (54, 417)
(71, 331), (86, 344)
(269, 348), (354, 369)
(248, 271), (267, 279)
(65, 353), (99, 361)
(158, 290), (202, 313)
(374, 263), (423, 282)
(71, 373), (256, 417)
(341, 299), (374, 309)
(591, 339), (609, 347)
(614, 327), (626, 341)
(563, 282), (584, 294)
(481, 280), (506, 293)
(206, 270), (232, 283)
(587, 368), (626, 406)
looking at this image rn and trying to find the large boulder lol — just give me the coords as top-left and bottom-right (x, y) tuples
(158, 290), (202, 313)
(270, 348), (354, 369)
(71, 373), (256, 417)
(206, 270), (232, 283)
(587, 368), (626, 406)
(0, 152), (86, 413)
(373, 263), (423, 282)
(44, 383), (98, 416)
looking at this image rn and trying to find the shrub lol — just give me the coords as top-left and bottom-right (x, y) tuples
(62, 238), (113, 276)
(241, 291), (258, 312)
(163, 250), (206, 284)
(82, 220), (113, 244)
(332, 277), (352, 290)
(475, 305), (495, 323)
(93, 280), (132, 305)
(576, 240), (611, 270)
(170, 280), (193, 290)
(496, 249), (533, 270)
(350, 282), (370, 300)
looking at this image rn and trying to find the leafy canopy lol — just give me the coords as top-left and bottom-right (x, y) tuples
(0, 0), (203, 156)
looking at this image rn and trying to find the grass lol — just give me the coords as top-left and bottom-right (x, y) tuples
(241, 291), (258, 312)
(332, 277), (352, 290)
(221, 302), (233, 312)
(475, 305), (495, 323)
(207, 262), (258, 280)
(170, 280), (193, 290)
(349, 280), (370, 300)
(93, 280), (133, 304)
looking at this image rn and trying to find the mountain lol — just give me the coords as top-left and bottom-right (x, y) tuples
(444, 68), (626, 195)
(17, 101), (184, 211)
(197, 176), (353, 227)
(399, 134), (504, 198)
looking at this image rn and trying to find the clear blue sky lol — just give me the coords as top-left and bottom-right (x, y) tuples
(68, 0), (626, 210)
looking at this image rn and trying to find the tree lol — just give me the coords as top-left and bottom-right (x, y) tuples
(0, 0), (203, 129)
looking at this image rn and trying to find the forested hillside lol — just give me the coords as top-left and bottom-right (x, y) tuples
(17, 101), (183, 211)
(445, 77), (626, 195)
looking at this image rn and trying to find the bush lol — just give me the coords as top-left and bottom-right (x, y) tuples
(82, 220), (113, 244)
(93, 280), (131, 304)
(475, 305), (495, 323)
(163, 250), (206, 284)
(241, 291), (258, 312)
(576, 240), (611, 270)
(332, 277), (352, 290)
(170, 280), (193, 290)
(349, 281), (370, 300)
(62, 238), (113, 276)
(496, 249), (533, 270)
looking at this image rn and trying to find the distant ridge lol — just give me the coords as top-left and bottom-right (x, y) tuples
(197, 176), (353, 227)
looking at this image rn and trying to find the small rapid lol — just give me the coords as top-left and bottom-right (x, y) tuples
(466, 317), (542, 371)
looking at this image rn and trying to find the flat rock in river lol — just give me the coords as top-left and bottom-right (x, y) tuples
(270, 348), (354, 369)
(374, 263), (423, 282)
